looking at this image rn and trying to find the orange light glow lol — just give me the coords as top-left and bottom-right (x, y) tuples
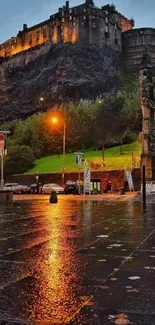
(72, 30), (77, 43)
(51, 117), (58, 124)
(63, 27), (69, 43)
(53, 29), (58, 44)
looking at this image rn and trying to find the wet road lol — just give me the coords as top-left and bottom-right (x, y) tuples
(0, 194), (155, 325)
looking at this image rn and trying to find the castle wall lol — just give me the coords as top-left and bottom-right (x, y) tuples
(123, 28), (155, 71)
(0, 41), (51, 71)
(0, 22), (50, 58)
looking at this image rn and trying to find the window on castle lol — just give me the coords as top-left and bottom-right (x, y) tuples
(70, 16), (72, 20)
(105, 25), (109, 32)
(21, 37), (25, 47)
(84, 16), (86, 20)
(105, 17), (108, 24)
(36, 31), (40, 42)
(84, 8), (86, 13)
(69, 9), (72, 13)
(11, 40), (17, 48)
(73, 17), (76, 20)
(29, 35), (32, 45)
(73, 22), (76, 26)
(62, 18), (65, 23)
(43, 29), (47, 38)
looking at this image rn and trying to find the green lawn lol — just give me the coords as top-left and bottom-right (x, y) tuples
(27, 141), (141, 174)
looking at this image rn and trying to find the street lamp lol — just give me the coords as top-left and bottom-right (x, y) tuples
(51, 117), (66, 186)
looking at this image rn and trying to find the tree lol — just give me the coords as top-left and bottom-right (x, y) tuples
(122, 128), (134, 144)
(4, 146), (35, 174)
(118, 90), (142, 131)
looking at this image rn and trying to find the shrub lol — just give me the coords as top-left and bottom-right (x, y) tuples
(90, 159), (106, 170)
(4, 145), (35, 174)
(122, 128), (134, 144)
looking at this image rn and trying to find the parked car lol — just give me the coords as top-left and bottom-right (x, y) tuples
(3, 183), (18, 192)
(13, 185), (31, 194)
(42, 183), (64, 194)
(64, 180), (84, 194)
(30, 183), (42, 194)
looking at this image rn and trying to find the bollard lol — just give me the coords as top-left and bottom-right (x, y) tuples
(49, 190), (58, 204)
(120, 187), (125, 195)
(92, 189), (98, 195)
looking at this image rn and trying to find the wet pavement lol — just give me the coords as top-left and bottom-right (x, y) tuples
(0, 194), (155, 325)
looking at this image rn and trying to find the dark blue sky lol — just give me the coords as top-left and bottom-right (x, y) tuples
(0, 0), (154, 43)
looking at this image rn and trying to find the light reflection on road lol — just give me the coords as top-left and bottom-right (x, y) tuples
(1, 194), (154, 325)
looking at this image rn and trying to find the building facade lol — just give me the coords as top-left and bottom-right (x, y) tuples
(139, 49), (155, 180)
(0, 0), (134, 59)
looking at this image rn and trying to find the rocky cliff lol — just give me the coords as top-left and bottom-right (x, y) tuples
(0, 42), (121, 121)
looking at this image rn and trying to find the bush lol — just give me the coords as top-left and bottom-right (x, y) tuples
(4, 145), (35, 174)
(122, 128), (134, 144)
(90, 159), (106, 170)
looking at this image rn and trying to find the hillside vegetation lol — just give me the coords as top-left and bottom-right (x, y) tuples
(27, 141), (141, 174)
(0, 72), (142, 175)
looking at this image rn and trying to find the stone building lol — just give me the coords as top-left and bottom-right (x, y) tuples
(139, 48), (155, 180)
(0, 0), (134, 59)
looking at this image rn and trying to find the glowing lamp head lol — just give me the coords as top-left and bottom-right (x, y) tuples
(52, 117), (58, 124)
(40, 97), (44, 102)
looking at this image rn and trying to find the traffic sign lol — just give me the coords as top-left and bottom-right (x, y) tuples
(0, 134), (5, 150)
(125, 170), (134, 191)
(84, 159), (91, 194)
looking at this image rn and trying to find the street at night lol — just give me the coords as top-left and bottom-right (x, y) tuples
(0, 194), (155, 325)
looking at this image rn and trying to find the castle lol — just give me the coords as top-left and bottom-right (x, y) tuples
(0, 0), (134, 58)
(1, 0), (155, 71)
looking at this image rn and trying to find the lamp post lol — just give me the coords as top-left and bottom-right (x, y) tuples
(62, 120), (66, 186)
(120, 141), (123, 154)
(52, 117), (66, 186)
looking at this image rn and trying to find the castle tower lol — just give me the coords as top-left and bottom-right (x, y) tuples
(139, 48), (155, 180)
(85, 0), (94, 5)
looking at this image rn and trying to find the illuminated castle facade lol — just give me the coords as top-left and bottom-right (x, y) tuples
(0, 0), (134, 59)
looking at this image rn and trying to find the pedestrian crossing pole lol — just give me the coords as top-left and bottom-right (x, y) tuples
(0, 131), (10, 191)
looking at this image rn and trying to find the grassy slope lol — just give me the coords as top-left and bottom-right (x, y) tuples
(27, 141), (141, 174)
